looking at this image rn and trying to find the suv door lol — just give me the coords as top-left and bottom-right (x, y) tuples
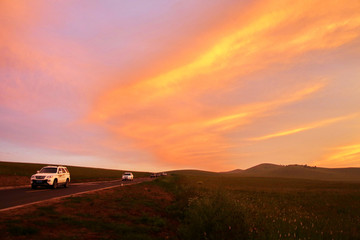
(58, 168), (66, 184)
(62, 168), (69, 182)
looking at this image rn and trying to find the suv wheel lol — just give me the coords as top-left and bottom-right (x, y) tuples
(52, 179), (58, 189)
(31, 184), (37, 189)
(64, 179), (69, 188)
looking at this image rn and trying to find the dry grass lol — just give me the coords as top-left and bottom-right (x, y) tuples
(175, 174), (360, 239)
(0, 181), (177, 240)
(0, 175), (29, 187)
(2, 170), (359, 239)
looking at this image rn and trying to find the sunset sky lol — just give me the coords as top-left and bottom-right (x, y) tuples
(1, 0), (360, 172)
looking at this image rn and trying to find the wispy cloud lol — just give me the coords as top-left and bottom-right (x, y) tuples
(84, 0), (360, 170)
(249, 114), (357, 141)
(314, 144), (360, 167)
(91, 82), (327, 169)
(90, 1), (360, 123)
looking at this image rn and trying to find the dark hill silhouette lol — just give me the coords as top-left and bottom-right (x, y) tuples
(223, 169), (243, 174)
(243, 163), (282, 174)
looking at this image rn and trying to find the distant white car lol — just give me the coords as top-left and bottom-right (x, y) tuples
(30, 166), (70, 189)
(122, 172), (134, 181)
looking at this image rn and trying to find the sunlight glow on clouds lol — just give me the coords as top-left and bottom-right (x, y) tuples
(314, 144), (360, 167)
(249, 114), (358, 141)
(1, 0), (360, 171)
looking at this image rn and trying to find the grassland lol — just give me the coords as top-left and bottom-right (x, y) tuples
(1, 163), (360, 239)
(170, 173), (360, 239)
(1, 172), (360, 239)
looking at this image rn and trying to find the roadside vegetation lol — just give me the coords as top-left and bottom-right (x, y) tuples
(1, 180), (177, 240)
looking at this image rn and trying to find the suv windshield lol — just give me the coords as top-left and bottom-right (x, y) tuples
(40, 167), (57, 173)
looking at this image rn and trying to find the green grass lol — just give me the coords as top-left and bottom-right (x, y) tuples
(0, 161), (150, 182)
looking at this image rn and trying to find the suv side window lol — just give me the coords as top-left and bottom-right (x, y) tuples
(64, 168), (69, 173)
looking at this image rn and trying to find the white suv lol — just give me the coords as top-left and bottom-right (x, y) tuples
(30, 166), (70, 189)
(122, 172), (134, 181)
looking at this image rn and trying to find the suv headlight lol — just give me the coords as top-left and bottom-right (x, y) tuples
(46, 176), (53, 179)
(31, 175), (35, 179)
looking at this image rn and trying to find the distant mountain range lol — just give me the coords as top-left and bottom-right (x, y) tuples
(223, 163), (360, 181)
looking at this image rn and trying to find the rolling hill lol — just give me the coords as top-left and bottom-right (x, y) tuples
(226, 163), (360, 181)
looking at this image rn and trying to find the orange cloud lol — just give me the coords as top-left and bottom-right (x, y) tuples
(203, 81), (327, 131)
(1, 0), (360, 171)
(314, 144), (360, 167)
(90, 0), (360, 123)
(94, 82), (326, 170)
(87, 0), (360, 170)
(249, 114), (357, 141)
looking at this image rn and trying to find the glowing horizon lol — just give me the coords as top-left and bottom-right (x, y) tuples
(1, 0), (360, 171)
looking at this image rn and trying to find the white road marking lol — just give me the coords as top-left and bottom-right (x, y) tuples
(25, 189), (48, 193)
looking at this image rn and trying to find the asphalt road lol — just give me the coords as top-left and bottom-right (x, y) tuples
(0, 178), (153, 211)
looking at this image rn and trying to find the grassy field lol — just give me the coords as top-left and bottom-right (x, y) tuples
(1, 163), (360, 239)
(1, 172), (360, 239)
(0, 161), (150, 186)
(168, 173), (360, 239)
